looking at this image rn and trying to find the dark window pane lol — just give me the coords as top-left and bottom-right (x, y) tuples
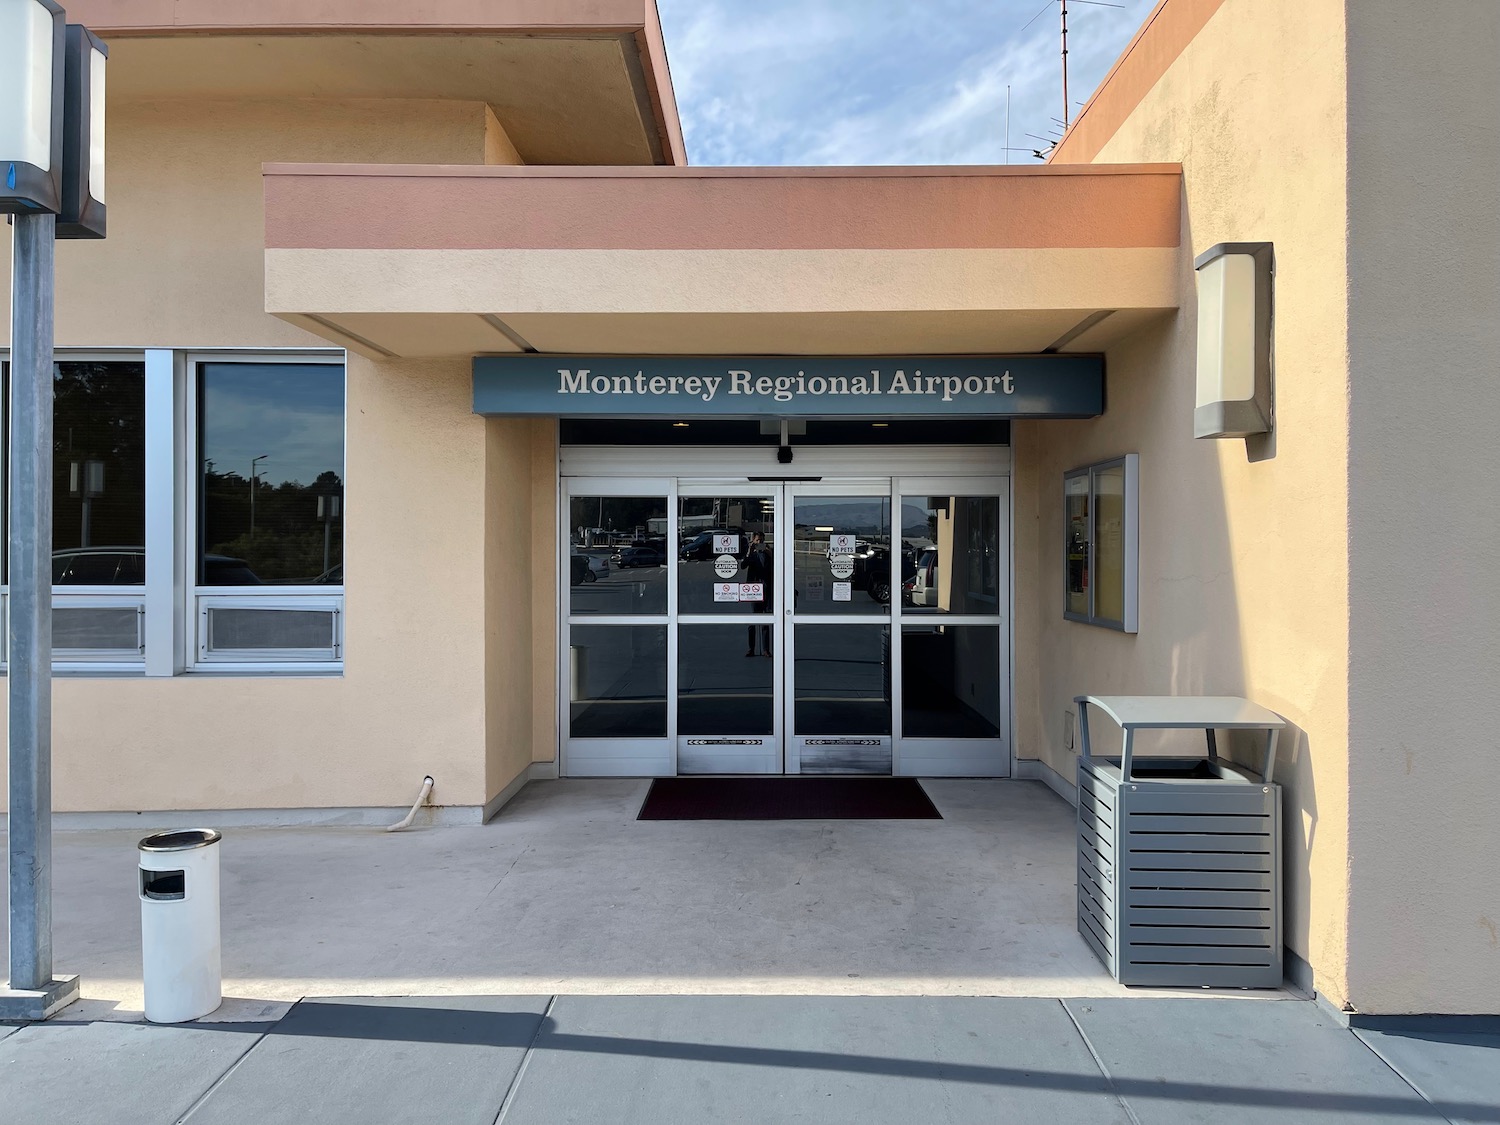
(567, 496), (668, 615)
(678, 624), (774, 736)
(793, 624), (891, 735)
(901, 625), (1001, 739)
(677, 494), (775, 615)
(1065, 473), (1090, 616)
(899, 495), (1001, 614)
(791, 495), (891, 614)
(569, 625), (668, 738)
(52, 361), (147, 584)
(198, 362), (344, 586)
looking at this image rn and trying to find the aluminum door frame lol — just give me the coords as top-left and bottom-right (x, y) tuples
(783, 479), (896, 775)
(890, 475), (1011, 778)
(674, 481), (785, 774)
(559, 475), (676, 777)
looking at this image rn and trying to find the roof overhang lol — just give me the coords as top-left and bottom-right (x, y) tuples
(263, 164), (1184, 359)
(64, 0), (684, 166)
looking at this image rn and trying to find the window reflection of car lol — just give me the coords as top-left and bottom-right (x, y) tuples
(679, 530), (741, 560)
(202, 556), (263, 585)
(613, 545), (667, 568)
(52, 547), (145, 585)
(569, 554), (592, 586)
(312, 563), (343, 585)
(571, 551), (609, 583)
(903, 548), (939, 607)
(50, 549), (262, 585)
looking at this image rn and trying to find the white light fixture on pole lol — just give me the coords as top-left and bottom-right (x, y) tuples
(58, 22), (107, 239)
(0, 0), (65, 215)
(2, 0), (107, 1022)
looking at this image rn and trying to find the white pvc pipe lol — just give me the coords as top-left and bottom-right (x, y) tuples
(385, 776), (434, 832)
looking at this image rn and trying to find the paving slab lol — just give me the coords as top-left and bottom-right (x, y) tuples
(0, 1019), (268, 1125)
(1064, 998), (1449, 1124)
(183, 995), (550, 1125)
(1356, 1029), (1500, 1125)
(499, 995), (1132, 1125)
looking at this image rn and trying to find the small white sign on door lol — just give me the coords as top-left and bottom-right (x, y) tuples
(714, 582), (740, 602)
(713, 533), (739, 556)
(832, 581), (852, 602)
(739, 582), (764, 601)
(714, 554), (740, 579)
(829, 533), (856, 554)
(828, 554), (855, 579)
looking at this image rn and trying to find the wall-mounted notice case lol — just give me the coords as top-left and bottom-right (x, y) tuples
(1064, 454), (1139, 632)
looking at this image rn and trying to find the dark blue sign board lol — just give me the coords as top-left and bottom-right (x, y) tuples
(472, 355), (1103, 418)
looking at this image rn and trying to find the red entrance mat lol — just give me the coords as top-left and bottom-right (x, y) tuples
(637, 776), (941, 820)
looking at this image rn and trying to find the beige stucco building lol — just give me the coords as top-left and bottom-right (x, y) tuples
(1, 0), (1496, 1018)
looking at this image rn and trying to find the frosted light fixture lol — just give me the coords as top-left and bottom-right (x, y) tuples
(1194, 242), (1273, 439)
(0, 0), (66, 214)
(58, 23), (108, 238)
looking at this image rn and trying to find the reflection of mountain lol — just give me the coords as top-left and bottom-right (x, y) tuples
(901, 502), (934, 538)
(794, 500), (927, 536)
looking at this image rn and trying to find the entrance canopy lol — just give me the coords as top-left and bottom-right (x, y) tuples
(264, 164), (1183, 360)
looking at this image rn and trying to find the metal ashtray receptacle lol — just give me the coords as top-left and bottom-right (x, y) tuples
(139, 828), (223, 1023)
(1074, 696), (1285, 989)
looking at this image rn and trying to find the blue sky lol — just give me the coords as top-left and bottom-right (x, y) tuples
(656, 0), (1156, 166)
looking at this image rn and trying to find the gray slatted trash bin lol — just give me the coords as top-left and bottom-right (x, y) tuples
(1074, 695), (1285, 988)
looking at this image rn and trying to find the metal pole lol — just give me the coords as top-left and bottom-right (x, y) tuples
(1005, 84), (1011, 165)
(1061, 0), (1070, 130)
(8, 210), (57, 995)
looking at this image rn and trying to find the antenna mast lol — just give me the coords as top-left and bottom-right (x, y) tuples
(1061, 0), (1070, 129)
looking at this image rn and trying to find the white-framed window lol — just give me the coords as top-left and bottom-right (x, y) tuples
(0, 347), (345, 675)
(185, 353), (345, 672)
(1064, 454), (1139, 633)
(0, 352), (150, 672)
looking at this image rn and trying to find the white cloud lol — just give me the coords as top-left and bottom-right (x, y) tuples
(657, 0), (1156, 166)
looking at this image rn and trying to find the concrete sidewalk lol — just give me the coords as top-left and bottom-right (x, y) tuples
(4, 994), (1498, 1124)
(5, 779), (1299, 1019)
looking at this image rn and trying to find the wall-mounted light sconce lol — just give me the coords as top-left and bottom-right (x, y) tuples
(0, 0), (66, 215)
(1194, 242), (1273, 439)
(58, 22), (107, 238)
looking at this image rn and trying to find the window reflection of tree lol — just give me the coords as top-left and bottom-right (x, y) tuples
(51, 362), (147, 557)
(201, 467), (343, 583)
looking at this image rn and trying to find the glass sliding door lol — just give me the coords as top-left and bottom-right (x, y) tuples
(562, 480), (673, 776)
(675, 489), (781, 773)
(558, 470), (1010, 778)
(893, 480), (1009, 776)
(786, 485), (894, 774)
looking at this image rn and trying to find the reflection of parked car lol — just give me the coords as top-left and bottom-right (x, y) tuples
(52, 547), (145, 584)
(570, 551), (611, 583)
(202, 555), (262, 585)
(613, 545), (666, 568)
(679, 530), (742, 560)
(52, 548), (264, 585)
(904, 548), (939, 607)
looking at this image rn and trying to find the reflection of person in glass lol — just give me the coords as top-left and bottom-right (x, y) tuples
(745, 531), (773, 657)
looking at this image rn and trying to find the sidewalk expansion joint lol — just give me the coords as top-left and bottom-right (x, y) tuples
(1059, 997), (1144, 1125)
(493, 993), (557, 1125)
(175, 1018), (277, 1124)
(1353, 1029), (1457, 1125)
